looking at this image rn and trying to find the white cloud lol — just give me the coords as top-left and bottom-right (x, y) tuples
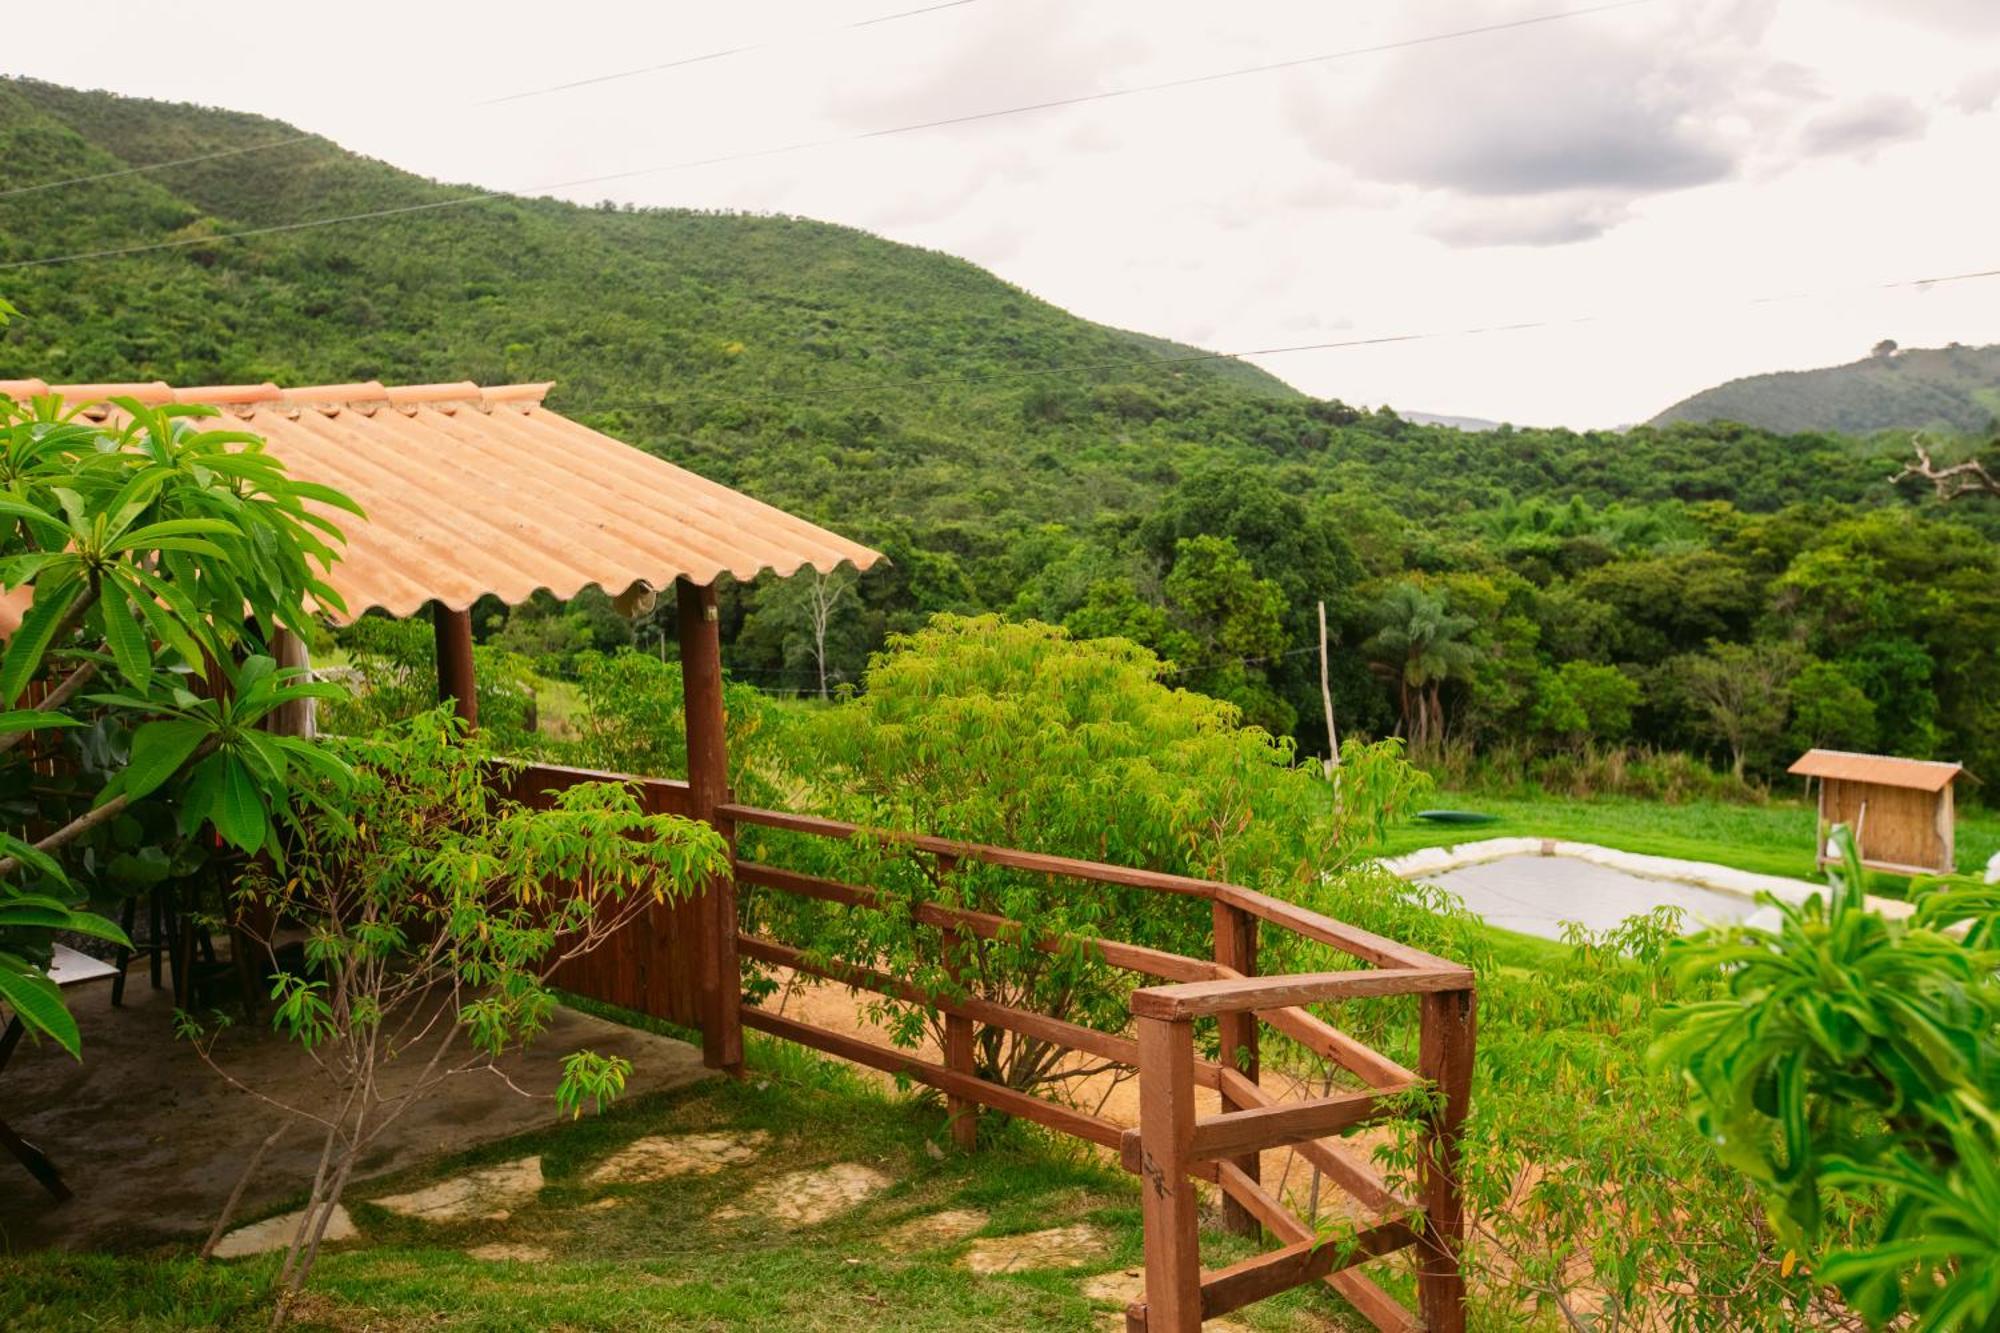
(1798, 94), (1928, 156)
(1, 0), (1996, 428)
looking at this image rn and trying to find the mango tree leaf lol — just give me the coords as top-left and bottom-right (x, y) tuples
(98, 594), (152, 689)
(210, 754), (269, 853)
(0, 958), (79, 1058)
(0, 709), (82, 733)
(0, 573), (83, 705)
(123, 718), (211, 801)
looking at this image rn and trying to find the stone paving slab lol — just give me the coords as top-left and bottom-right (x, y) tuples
(370, 1156), (544, 1223)
(212, 1204), (357, 1259)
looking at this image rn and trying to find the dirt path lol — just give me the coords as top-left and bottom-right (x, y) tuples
(766, 969), (1385, 1225)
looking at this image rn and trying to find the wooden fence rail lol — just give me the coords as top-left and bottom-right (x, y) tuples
(716, 800), (1475, 1333)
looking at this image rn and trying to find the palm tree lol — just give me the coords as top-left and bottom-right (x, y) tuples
(1364, 583), (1477, 755)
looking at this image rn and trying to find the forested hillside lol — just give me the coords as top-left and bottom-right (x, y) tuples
(5, 77), (1998, 789)
(1653, 340), (2000, 436)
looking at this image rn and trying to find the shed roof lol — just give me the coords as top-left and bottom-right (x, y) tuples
(0, 379), (880, 624)
(1788, 748), (1962, 793)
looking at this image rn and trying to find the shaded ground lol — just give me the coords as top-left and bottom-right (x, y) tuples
(0, 971), (709, 1252)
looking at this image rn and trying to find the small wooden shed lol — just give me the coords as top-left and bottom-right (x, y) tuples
(1788, 748), (1963, 876)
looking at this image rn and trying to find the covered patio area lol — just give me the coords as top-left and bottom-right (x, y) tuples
(2, 377), (1473, 1333)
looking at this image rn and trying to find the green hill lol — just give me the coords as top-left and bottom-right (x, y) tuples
(1652, 342), (2000, 436)
(9, 77), (1992, 772)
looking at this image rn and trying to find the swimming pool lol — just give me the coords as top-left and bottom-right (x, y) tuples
(1419, 852), (1765, 941)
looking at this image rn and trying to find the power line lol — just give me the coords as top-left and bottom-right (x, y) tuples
(478, 0), (980, 106)
(551, 264), (2000, 420)
(0, 1), (1647, 273)
(0, 0), (985, 199)
(0, 134), (318, 199)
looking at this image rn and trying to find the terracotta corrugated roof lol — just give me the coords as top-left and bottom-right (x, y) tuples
(1788, 748), (1962, 792)
(0, 380), (881, 624)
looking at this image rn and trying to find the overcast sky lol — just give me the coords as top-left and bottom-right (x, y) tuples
(9, 0), (1999, 426)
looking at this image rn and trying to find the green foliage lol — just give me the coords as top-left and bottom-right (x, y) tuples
(203, 708), (730, 1303)
(1654, 341), (2000, 436)
(1656, 830), (2000, 1328)
(0, 392), (354, 1056)
(1364, 583), (1478, 756)
(746, 615), (1429, 1091)
(9, 80), (1995, 790)
(1532, 660), (1641, 748)
(321, 613), (538, 744)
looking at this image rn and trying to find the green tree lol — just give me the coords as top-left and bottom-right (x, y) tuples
(1788, 659), (1880, 753)
(1363, 583), (1478, 756)
(1533, 660), (1641, 750)
(1161, 535), (1292, 734)
(189, 710), (728, 1310)
(1670, 641), (1803, 780)
(754, 615), (1429, 1092)
(0, 394), (357, 1055)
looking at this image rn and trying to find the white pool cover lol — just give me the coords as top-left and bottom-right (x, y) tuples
(1421, 853), (1764, 941)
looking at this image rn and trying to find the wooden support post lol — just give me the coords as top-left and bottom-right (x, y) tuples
(678, 577), (742, 1074)
(1416, 987), (1476, 1333)
(1136, 1013), (1201, 1333)
(431, 603), (477, 730)
(1212, 899), (1261, 1238)
(937, 853), (979, 1151)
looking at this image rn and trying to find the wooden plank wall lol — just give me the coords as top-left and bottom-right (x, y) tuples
(500, 762), (706, 1027)
(1821, 777), (1951, 873)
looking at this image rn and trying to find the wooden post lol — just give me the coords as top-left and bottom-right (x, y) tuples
(938, 853), (979, 1151)
(269, 629), (316, 739)
(1136, 1014), (1201, 1333)
(1212, 899), (1261, 1238)
(678, 577), (742, 1074)
(1416, 987), (1476, 1333)
(432, 603), (477, 730)
(1318, 599), (1340, 781)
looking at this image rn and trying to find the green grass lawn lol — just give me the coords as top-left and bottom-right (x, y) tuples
(1376, 789), (2000, 899)
(0, 1030), (1381, 1332)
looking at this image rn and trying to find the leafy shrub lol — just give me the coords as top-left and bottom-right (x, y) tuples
(0, 393), (353, 1054)
(744, 615), (1433, 1093)
(1655, 830), (2000, 1328)
(188, 709), (728, 1310)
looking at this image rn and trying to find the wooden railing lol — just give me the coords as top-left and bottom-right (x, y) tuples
(718, 800), (1475, 1333)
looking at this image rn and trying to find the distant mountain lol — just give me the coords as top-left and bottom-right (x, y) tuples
(1402, 411), (1501, 432)
(1652, 343), (2000, 437)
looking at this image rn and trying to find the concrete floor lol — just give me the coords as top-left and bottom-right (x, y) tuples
(0, 971), (710, 1253)
(1422, 852), (1763, 941)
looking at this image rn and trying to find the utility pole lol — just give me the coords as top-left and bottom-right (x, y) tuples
(1318, 600), (1341, 781)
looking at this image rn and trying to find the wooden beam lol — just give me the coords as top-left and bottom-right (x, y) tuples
(740, 1006), (1125, 1149)
(737, 861), (1223, 983)
(1130, 967), (1476, 1020)
(1211, 1162), (1421, 1333)
(1136, 1014), (1202, 1333)
(1199, 1220), (1420, 1320)
(678, 577), (740, 1074)
(431, 603), (477, 730)
(1216, 1069), (1409, 1215)
(1416, 987), (1476, 1333)
(1189, 1086), (1402, 1163)
(721, 802), (1220, 898)
(1213, 899), (1261, 1239)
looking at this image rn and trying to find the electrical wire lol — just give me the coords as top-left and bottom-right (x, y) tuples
(0, 1), (1648, 272)
(0, 0), (987, 198)
(477, 0), (981, 106)
(548, 264), (2000, 420)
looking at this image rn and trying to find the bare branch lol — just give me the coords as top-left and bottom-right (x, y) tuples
(1893, 434), (2000, 503)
